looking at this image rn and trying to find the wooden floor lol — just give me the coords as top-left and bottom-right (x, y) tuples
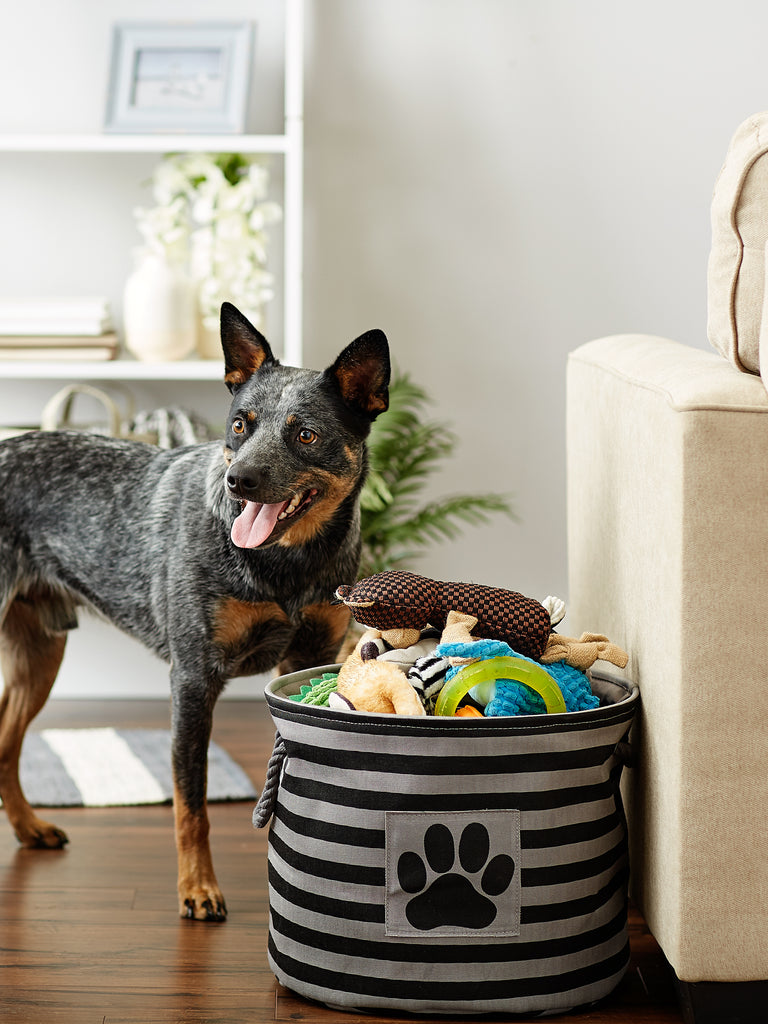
(0, 699), (683, 1024)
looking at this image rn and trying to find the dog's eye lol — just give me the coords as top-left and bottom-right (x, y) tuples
(232, 418), (246, 435)
(297, 428), (317, 445)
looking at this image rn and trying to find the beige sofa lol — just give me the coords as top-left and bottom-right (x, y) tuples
(566, 113), (768, 1024)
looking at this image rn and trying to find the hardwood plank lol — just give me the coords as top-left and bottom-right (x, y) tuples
(3, 886), (137, 916)
(0, 699), (682, 1024)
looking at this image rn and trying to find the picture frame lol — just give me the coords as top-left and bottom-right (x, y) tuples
(104, 22), (253, 134)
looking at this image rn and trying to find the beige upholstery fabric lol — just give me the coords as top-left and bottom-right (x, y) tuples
(708, 110), (768, 380)
(567, 334), (768, 983)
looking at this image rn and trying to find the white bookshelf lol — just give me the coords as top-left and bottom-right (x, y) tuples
(0, 1), (304, 701)
(0, 0), (304, 380)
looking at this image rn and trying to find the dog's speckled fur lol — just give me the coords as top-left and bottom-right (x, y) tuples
(0, 303), (389, 921)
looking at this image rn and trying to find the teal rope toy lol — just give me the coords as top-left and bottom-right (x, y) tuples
(486, 659), (598, 716)
(435, 639), (599, 716)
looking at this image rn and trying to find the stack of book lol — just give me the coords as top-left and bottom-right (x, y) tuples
(0, 297), (119, 360)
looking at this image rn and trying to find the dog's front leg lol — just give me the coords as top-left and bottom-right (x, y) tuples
(170, 672), (226, 922)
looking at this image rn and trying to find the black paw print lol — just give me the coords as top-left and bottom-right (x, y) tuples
(397, 821), (515, 930)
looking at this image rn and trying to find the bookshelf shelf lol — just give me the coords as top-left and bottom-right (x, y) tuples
(0, 133), (292, 154)
(0, 357), (225, 381)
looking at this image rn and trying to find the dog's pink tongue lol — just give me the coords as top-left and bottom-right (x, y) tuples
(231, 501), (285, 548)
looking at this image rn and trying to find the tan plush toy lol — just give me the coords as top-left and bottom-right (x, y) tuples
(334, 629), (426, 715)
(541, 632), (629, 671)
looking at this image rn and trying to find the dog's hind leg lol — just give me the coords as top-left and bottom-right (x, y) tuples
(0, 590), (71, 848)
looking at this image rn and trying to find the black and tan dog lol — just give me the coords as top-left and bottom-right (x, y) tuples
(0, 302), (390, 921)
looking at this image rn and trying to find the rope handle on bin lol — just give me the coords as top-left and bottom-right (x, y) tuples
(615, 740), (635, 767)
(252, 732), (287, 829)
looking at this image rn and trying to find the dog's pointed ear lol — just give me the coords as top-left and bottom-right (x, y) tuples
(327, 329), (391, 421)
(220, 302), (277, 392)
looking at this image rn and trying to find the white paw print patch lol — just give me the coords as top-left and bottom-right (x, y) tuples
(385, 809), (521, 938)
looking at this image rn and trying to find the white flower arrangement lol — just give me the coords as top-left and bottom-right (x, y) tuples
(133, 152), (282, 332)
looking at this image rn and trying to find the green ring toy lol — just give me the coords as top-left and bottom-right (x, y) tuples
(434, 656), (567, 717)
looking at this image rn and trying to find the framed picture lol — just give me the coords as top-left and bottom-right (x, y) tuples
(105, 22), (252, 134)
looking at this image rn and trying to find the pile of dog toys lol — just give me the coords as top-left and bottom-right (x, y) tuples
(288, 570), (628, 718)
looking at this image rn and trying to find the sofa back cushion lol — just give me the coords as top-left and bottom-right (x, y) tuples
(708, 110), (768, 378)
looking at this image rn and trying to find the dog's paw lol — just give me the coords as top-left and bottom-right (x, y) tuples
(16, 816), (69, 849)
(179, 885), (228, 922)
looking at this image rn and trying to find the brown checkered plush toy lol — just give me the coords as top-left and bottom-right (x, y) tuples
(335, 570), (552, 661)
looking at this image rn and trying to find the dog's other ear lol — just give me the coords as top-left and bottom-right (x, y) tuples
(327, 329), (391, 421)
(220, 302), (277, 392)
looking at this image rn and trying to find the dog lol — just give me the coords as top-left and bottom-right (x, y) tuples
(0, 302), (390, 921)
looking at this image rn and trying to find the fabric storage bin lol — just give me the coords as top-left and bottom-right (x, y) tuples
(254, 664), (638, 1017)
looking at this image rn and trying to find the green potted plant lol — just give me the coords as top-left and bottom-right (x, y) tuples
(359, 369), (514, 578)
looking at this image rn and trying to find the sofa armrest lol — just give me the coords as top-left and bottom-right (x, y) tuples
(566, 334), (768, 983)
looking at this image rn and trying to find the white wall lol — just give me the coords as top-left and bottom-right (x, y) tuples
(0, 0), (764, 696)
(303, 0), (760, 600)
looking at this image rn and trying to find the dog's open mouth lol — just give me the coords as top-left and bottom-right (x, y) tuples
(231, 489), (318, 549)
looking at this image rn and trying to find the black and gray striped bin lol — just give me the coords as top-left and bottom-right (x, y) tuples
(254, 665), (638, 1017)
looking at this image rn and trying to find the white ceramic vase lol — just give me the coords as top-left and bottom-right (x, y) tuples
(196, 313), (223, 360)
(123, 251), (197, 362)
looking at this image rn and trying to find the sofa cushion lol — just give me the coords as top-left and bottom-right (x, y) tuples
(708, 111), (768, 380)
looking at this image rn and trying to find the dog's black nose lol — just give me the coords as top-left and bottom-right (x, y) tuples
(226, 469), (249, 496)
(226, 468), (263, 500)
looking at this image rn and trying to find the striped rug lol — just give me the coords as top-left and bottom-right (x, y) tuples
(12, 728), (256, 807)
